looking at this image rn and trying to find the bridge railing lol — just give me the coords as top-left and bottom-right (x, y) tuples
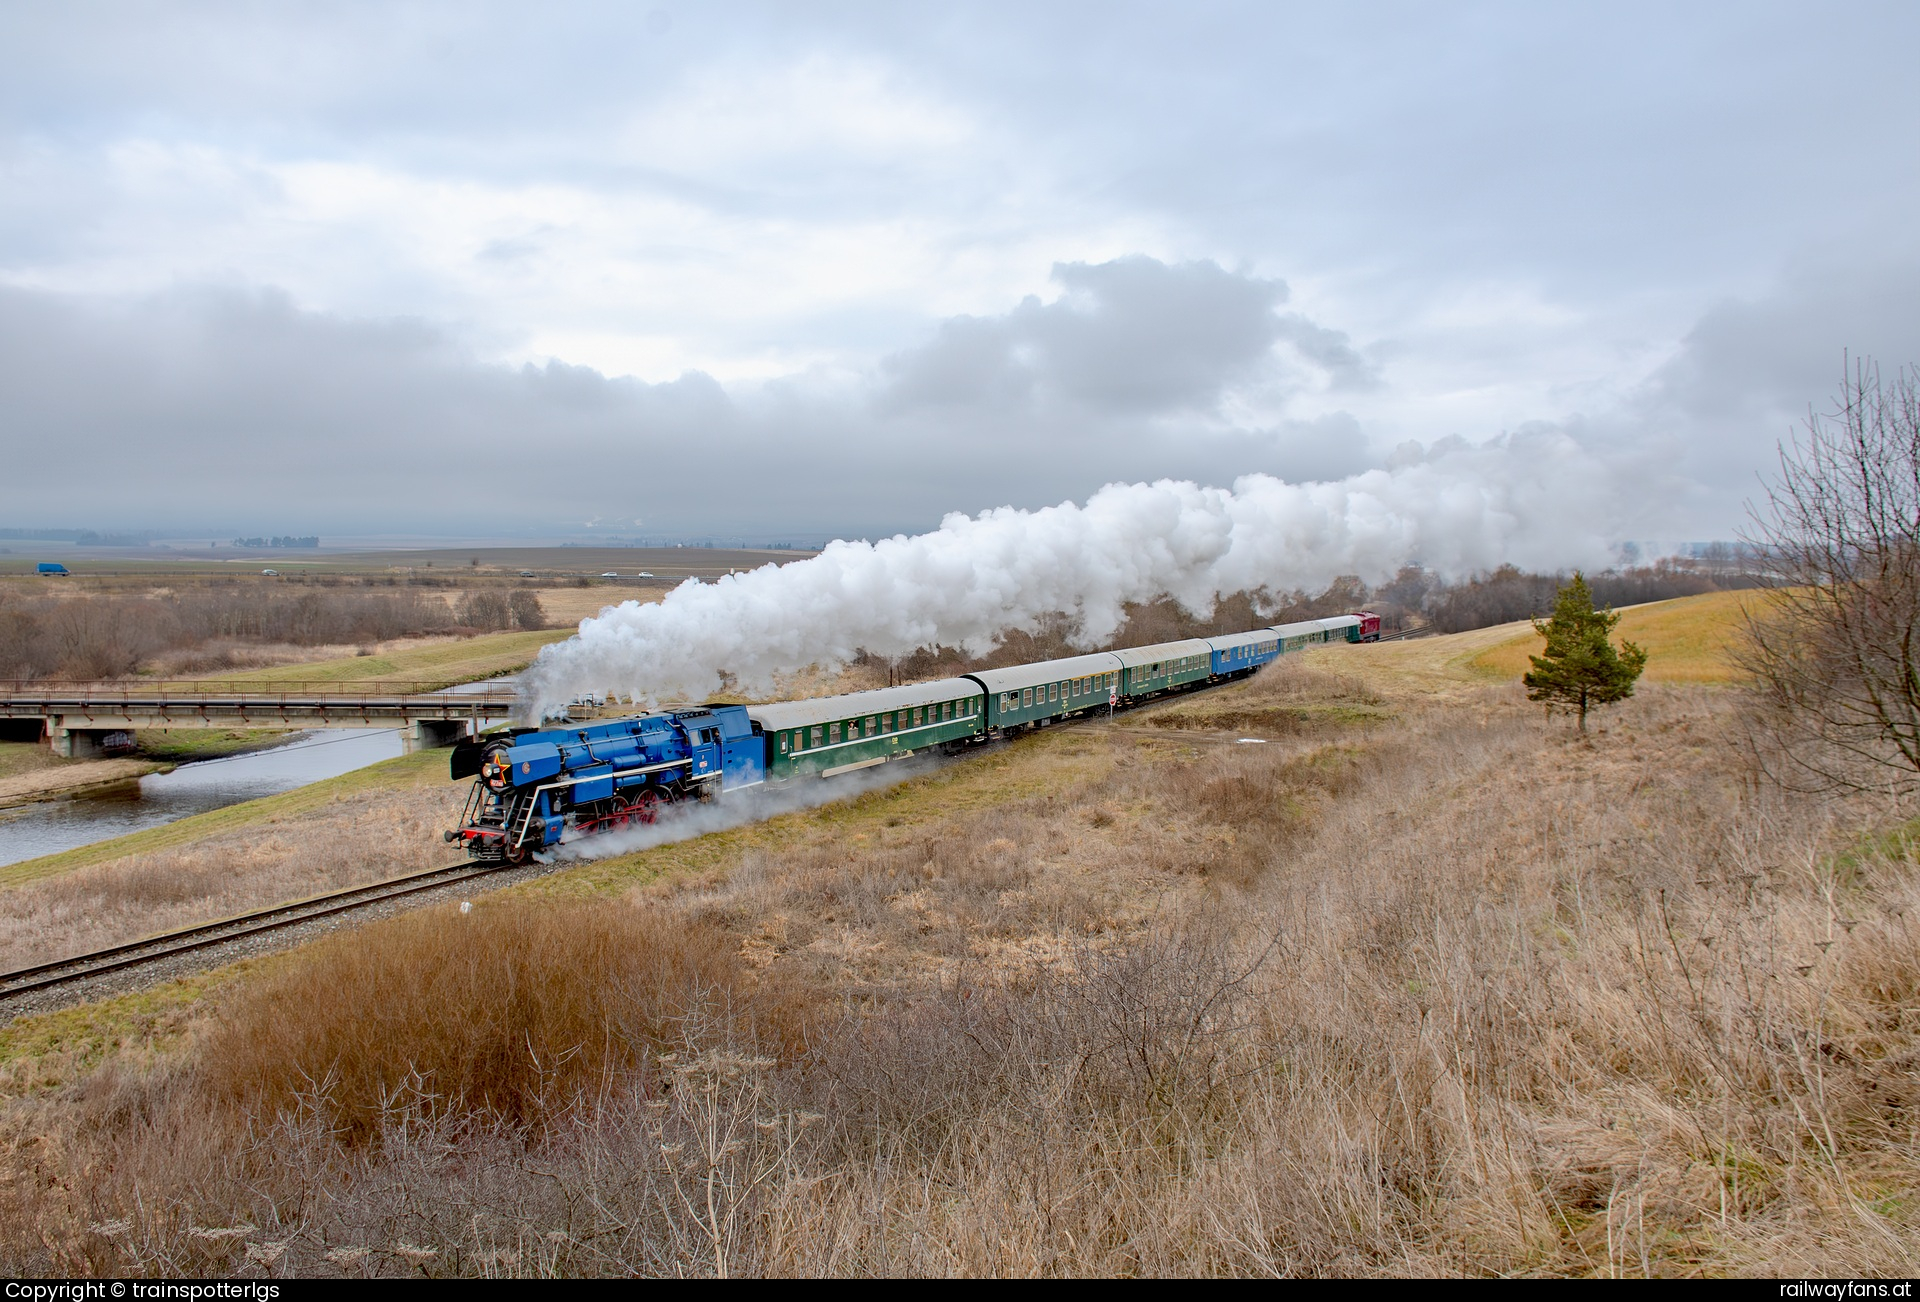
(0, 679), (521, 702)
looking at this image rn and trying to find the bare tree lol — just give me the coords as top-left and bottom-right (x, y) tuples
(1737, 357), (1920, 792)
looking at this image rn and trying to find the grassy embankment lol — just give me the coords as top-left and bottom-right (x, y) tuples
(6, 589), (1920, 1276)
(1464, 587), (1762, 684)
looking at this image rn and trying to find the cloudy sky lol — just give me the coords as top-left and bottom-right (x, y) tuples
(2, 1), (1917, 542)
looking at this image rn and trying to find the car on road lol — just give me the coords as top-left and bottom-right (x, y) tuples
(637, 571), (655, 577)
(601, 571), (620, 578)
(519, 570), (536, 578)
(261, 568), (278, 576)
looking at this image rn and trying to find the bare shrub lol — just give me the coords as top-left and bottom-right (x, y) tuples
(1738, 358), (1920, 793)
(456, 590), (513, 632)
(38, 596), (170, 678)
(200, 898), (807, 1141)
(507, 589), (545, 631)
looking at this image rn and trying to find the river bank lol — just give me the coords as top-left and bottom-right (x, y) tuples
(0, 753), (166, 811)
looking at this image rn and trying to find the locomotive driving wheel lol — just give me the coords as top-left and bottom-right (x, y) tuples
(630, 788), (662, 824)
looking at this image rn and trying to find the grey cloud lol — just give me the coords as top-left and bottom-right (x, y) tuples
(0, 261), (1382, 537)
(879, 256), (1366, 416)
(1651, 257), (1920, 430)
(1617, 254), (1920, 530)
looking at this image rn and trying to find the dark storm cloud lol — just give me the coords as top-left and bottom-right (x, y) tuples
(0, 258), (1377, 536)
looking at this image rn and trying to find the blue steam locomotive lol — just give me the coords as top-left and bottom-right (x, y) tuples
(446, 706), (762, 863)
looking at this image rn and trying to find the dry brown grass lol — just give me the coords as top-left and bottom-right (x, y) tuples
(0, 782), (468, 968)
(204, 899), (806, 1141)
(4, 656), (1920, 1276)
(1144, 663), (1396, 738)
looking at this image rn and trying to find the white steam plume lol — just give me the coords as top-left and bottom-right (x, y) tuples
(523, 430), (1624, 715)
(544, 754), (936, 863)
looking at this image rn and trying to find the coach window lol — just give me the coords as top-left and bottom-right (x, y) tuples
(830, 723), (840, 744)
(1022, 688), (1033, 708)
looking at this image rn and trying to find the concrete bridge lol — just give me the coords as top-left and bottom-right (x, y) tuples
(0, 680), (519, 757)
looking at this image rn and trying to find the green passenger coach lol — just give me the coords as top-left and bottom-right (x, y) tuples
(966, 651), (1126, 733)
(1269, 616), (1362, 651)
(1110, 639), (1214, 701)
(748, 678), (986, 780)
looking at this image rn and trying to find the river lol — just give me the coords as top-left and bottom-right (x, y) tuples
(0, 729), (409, 869)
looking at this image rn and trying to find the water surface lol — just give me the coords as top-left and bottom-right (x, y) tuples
(0, 728), (406, 869)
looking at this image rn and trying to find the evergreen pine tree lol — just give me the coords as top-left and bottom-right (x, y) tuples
(1523, 572), (1648, 731)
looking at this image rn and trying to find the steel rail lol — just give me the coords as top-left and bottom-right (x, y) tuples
(0, 860), (517, 999)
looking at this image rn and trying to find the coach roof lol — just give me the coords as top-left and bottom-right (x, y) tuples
(746, 677), (982, 732)
(1108, 638), (1213, 668)
(1205, 628), (1281, 653)
(963, 651), (1124, 695)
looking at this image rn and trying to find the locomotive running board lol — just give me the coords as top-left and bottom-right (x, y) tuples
(821, 755), (888, 778)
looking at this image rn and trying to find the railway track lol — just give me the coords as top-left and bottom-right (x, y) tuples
(0, 859), (520, 1000)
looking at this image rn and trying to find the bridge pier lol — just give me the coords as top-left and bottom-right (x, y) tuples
(406, 718), (477, 754)
(47, 719), (135, 759)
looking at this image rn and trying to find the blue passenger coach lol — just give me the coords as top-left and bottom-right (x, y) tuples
(1204, 628), (1282, 677)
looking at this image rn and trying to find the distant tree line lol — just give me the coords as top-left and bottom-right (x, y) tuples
(0, 528), (160, 546)
(0, 584), (546, 680)
(232, 536), (321, 548)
